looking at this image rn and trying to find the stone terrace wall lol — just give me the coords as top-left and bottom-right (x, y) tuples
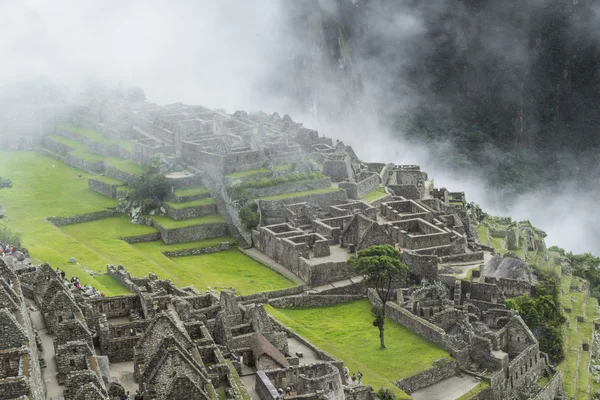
(46, 210), (116, 227)
(402, 251), (438, 281)
(532, 371), (563, 400)
(154, 221), (228, 244)
(120, 232), (161, 244)
(339, 173), (380, 199)
(394, 359), (457, 394)
(300, 259), (352, 287)
(85, 141), (121, 157)
(39, 147), (106, 174)
(439, 252), (484, 263)
(367, 289), (453, 353)
(238, 285), (306, 304)
(88, 177), (120, 198)
(258, 189), (348, 222)
(163, 202), (218, 220)
(268, 294), (363, 308)
(242, 178), (331, 199)
(482, 277), (532, 298)
(162, 242), (231, 257)
(104, 164), (138, 184)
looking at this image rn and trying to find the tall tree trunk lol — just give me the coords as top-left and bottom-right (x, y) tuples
(379, 323), (385, 349)
(379, 304), (386, 349)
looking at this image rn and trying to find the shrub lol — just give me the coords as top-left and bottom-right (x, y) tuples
(239, 203), (259, 230)
(377, 388), (396, 400)
(0, 222), (22, 249)
(0, 177), (12, 190)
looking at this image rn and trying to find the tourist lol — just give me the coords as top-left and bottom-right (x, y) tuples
(60, 270), (66, 280)
(285, 386), (291, 395)
(134, 390), (142, 400)
(129, 328), (135, 336)
(351, 373), (356, 384)
(100, 291), (105, 297)
(357, 370), (363, 384)
(56, 267), (60, 274)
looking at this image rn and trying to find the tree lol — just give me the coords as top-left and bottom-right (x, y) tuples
(348, 245), (408, 348)
(376, 388), (396, 400)
(0, 177), (12, 190)
(239, 203), (259, 230)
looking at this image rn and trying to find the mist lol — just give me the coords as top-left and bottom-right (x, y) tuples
(2, 0), (599, 255)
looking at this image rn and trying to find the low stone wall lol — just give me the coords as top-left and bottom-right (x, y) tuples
(46, 210), (116, 227)
(37, 148), (104, 175)
(88, 177), (121, 198)
(339, 174), (380, 199)
(104, 164), (138, 184)
(370, 193), (392, 207)
(154, 221), (228, 244)
(403, 251), (438, 281)
(120, 232), (161, 244)
(268, 294), (363, 308)
(44, 136), (73, 154)
(85, 141), (121, 157)
(163, 202), (218, 220)
(258, 189), (348, 221)
(368, 289), (453, 353)
(531, 371), (563, 400)
(162, 242), (231, 257)
(242, 178), (332, 199)
(238, 285), (306, 303)
(394, 358), (457, 394)
(439, 252), (484, 263)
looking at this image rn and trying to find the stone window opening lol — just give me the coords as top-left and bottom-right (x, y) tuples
(70, 360), (75, 367)
(58, 316), (63, 323)
(517, 336), (520, 343)
(73, 348), (77, 354)
(329, 383), (333, 390)
(515, 372), (518, 380)
(530, 359), (533, 368)
(99, 305), (103, 312)
(520, 366), (523, 375)
(535, 355), (538, 363)
(509, 335), (512, 341)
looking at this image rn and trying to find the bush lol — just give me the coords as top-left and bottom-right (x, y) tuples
(0, 222), (22, 249)
(377, 388), (396, 400)
(239, 203), (259, 230)
(0, 177), (12, 190)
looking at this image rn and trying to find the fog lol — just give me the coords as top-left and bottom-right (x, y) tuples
(2, 0), (598, 255)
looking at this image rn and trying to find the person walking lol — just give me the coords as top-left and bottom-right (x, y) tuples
(357, 371), (363, 384)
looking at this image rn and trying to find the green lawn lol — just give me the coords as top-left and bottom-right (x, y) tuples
(258, 187), (339, 201)
(62, 123), (132, 152)
(360, 188), (387, 202)
(0, 151), (295, 296)
(226, 168), (270, 178)
(173, 185), (210, 197)
(266, 300), (450, 398)
(151, 214), (224, 229)
(164, 197), (216, 209)
(104, 157), (144, 175)
(476, 225), (489, 245)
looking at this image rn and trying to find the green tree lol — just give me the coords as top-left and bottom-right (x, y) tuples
(376, 388), (396, 400)
(348, 244), (408, 348)
(239, 203), (259, 230)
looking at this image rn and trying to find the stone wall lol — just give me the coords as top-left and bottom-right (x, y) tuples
(402, 251), (438, 281)
(482, 277), (532, 298)
(154, 220), (228, 244)
(163, 202), (218, 220)
(104, 164), (138, 184)
(268, 294), (363, 308)
(302, 260), (352, 287)
(162, 242), (231, 257)
(439, 252), (484, 263)
(120, 232), (161, 244)
(339, 173), (380, 199)
(46, 210), (116, 227)
(394, 358), (457, 394)
(88, 177), (121, 198)
(531, 371), (563, 400)
(368, 289), (453, 353)
(85, 141), (121, 157)
(238, 285), (306, 304)
(258, 189), (348, 223)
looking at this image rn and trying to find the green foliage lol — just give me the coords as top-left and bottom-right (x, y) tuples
(128, 161), (170, 212)
(0, 222), (22, 249)
(239, 203), (259, 230)
(377, 388), (396, 400)
(505, 266), (566, 362)
(0, 177), (12, 190)
(348, 245), (408, 348)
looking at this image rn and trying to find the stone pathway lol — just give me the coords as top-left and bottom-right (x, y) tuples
(27, 300), (64, 399)
(410, 375), (481, 400)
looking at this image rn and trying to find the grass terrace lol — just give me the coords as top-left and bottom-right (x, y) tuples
(226, 167), (270, 178)
(258, 187), (340, 201)
(90, 175), (125, 186)
(46, 135), (105, 161)
(104, 157), (144, 175)
(0, 151), (296, 296)
(360, 188), (387, 202)
(266, 300), (450, 398)
(151, 214), (224, 229)
(62, 123), (133, 152)
(173, 185), (210, 198)
(164, 197), (216, 209)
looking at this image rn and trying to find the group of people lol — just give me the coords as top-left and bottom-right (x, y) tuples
(276, 383), (296, 398)
(343, 367), (363, 385)
(55, 267), (105, 297)
(119, 390), (143, 400)
(0, 243), (16, 256)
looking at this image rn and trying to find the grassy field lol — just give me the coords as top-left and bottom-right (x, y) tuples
(360, 188), (387, 202)
(0, 151), (295, 296)
(266, 300), (450, 398)
(62, 123), (132, 152)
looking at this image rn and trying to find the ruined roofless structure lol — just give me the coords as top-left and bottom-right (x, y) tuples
(0, 94), (564, 400)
